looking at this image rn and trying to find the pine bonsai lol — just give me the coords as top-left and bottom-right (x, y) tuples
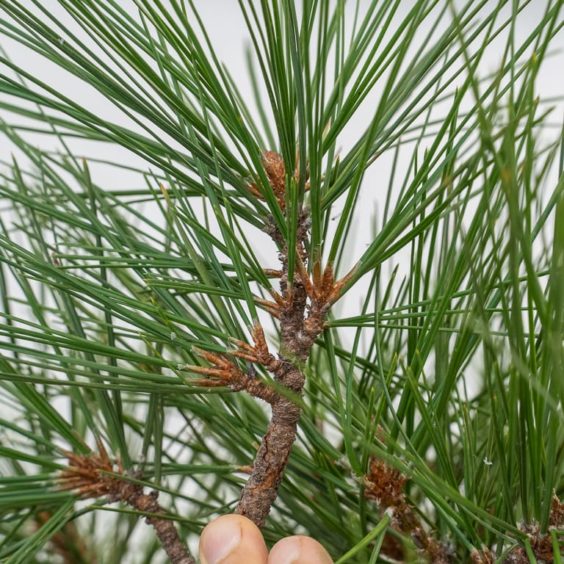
(0, 1), (563, 562)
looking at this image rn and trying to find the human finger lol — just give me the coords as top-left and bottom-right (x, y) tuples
(199, 514), (268, 564)
(268, 535), (333, 564)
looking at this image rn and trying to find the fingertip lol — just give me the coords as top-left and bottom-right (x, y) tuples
(199, 514), (268, 564)
(268, 535), (333, 564)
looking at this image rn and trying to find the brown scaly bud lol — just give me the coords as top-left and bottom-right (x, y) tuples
(473, 496), (564, 563)
(185, 338), (277, 404)
(247, 151), (285, 208)
(364, 457), (452, 563)
(262, 151), (286, 204)
(300, 262), (353, 349)
(59, 442), (121, 500)
(550, 495), (564, 528)
(229, 323), (284, 376)
(259, 260), (350, 327)
(503, 496), (564, 563)
(248, 151), (311, 209)
(364, 457), (407, 509)
(504, 524), (554, 563)
(59, 444), (194, 564)
(297, 260), (351, 308)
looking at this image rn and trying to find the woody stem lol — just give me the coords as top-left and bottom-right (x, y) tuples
(236, 211), (313, 526)
(116, 481), (195, 564)
(235, 385), (303, 525)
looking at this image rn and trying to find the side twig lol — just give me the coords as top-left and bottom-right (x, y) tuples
(59, 444), (194, 564)
(365, 457), (453, 563)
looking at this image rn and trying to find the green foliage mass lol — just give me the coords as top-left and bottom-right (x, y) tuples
(0, 1), (562, 562)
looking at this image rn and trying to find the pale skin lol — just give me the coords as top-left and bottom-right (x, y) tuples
(199, 514), (333, 564)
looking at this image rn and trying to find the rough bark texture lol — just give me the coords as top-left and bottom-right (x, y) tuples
(115, 482), (195, 564)
(236, 365), (304, 526)
(60, 449), (194, 564)
(235, 199), (335, 524)
(234, 202), (312, 525)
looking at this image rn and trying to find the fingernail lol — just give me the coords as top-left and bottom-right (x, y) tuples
(200, 516), (242, 564)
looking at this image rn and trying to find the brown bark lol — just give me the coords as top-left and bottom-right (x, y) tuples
(115, 482), (194, 564)
(235, 212), (311, 525)
(236, 365), (304, 526)
(235, 201), (324, 525)
(60, 449), (194, 564)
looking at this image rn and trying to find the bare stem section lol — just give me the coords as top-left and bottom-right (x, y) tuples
(59, 445), (194, 564)
(236, 370), (303, 525)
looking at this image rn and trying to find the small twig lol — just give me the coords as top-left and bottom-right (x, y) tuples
(235, 366), (303, 525)
(365, 457), (452, 563)
(186, 344), (278, 405)
(59, 444), (194, 564)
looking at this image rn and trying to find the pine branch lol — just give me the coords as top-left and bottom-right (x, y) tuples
(185, 151), (348, 526)
(234, 152), (346, 526)
(0, 2), (562, 560)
